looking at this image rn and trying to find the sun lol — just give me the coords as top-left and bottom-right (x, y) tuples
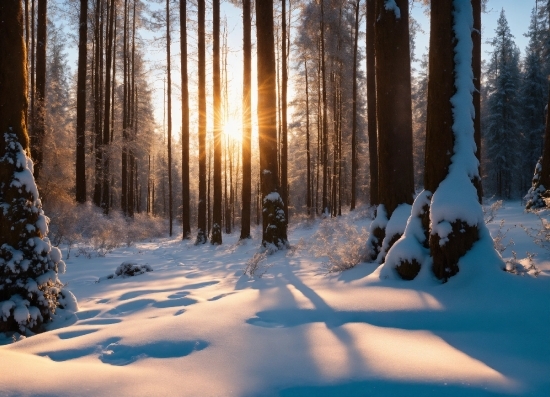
(222, 117), (242, 142)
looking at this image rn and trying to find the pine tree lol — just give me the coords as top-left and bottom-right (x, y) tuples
(484, 9), (521, 198)
(256, 0), (287, 249)
(0, 0), (74, 333)
(521, 7), (548, 196)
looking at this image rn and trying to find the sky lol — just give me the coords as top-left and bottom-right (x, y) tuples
(56, 0), (540, 142)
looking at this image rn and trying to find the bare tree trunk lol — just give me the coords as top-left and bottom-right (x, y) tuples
(256, 0), (287, 248)
(75, 0), (88, 203)
(305, 57), (311, 215)
(320, 0), (328, 215)
(240, 0), (252, 239)
(212, 0), (222, 244)
(472, 0), (483, 201)
(180, 0), (191, 238)
(281, 0), (289, 224)
(33, 0), (46, 180)
(29, 0), (35, 153)
(366, 0), (378, 206)
(350, 0), (360, 210)
(371, 0), (414, 258)
(166, 0), (173, 236)
(121, 0), (129, 214)
(101, 0), (116, 215)
(196, 0), (207, 244)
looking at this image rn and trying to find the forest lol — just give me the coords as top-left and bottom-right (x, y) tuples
(0, 0), (549, 396)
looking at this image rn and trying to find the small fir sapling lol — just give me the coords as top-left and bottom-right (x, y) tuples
(525, 158), (548, 209)
(0, 131), (76, 333)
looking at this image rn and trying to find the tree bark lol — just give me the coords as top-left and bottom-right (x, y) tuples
(366, 0), (378, 206)
(305, 57), (311, 216)
(281, 0), (289, 224)
(196, 0), (207, 244)
(351, 0), (360, 210)
(166, 0), (173, 236)
(472, 0), (483, 201)
(320, 0), (328, 215)
(75, 0), (88, 203)
(211, 0), (222, 244)
(256, 0), (287, 248)
(240, 0), (252, 239)
(180, 0), (191, 239)
(33, 0), (46, 180)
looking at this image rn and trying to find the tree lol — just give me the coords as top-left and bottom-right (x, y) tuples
(240, 0), (252, 240)
(0, 0), (72, 333)
(521, 7), (548, 198)
(75, 0), (87, 203)
(32, 0), (47, 180)
(484, 9), (521, 199)
(256, 0), (287, 249)
(196, 0), (208, 244)
(281, 0), (289, 223)
(211, 0), (222, 244)
(366, 0), (378, 206)
(366, 0), (414, 262)
(350, 0), (360, 211)
(180, 0), (191, 239)
(166, 0), (173, 236)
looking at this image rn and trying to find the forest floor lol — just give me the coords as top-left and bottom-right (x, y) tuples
(1, 201), (549, 397)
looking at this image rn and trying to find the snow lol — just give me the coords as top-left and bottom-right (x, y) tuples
(384, 0), (401, 20)
(1, 202), (549, 397)
(376, 203), (412, 263)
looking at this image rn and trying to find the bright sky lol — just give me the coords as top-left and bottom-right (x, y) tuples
(59, 0), (539, 142)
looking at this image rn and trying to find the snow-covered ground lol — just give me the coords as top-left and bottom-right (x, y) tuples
(1, 201), (549, 397)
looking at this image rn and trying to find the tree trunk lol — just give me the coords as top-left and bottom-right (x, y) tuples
(320, 0), (328, 215)
(305, 57), (311, 215)
(240, 0), (252, 239)
(281, 0), (289, 224)
(92, 0), (103, 208)
(472, 0), (483, 201)
(427, 0), (481, 281)
(166, 0), (173, 236)
(256, 0), (287, 248)
(180, 0), (191, 239)
(75, 0), (88, 203)
(121, 0), (129, 214)
(370, 0), (414, 257)
(366, 0), (378, 206)
(196, 0), (207, 244)
(211, 0), (222, 244)
(33, 0), (46, 180)
(538, 86), (550, 192)
(350, 0), (360, 210)
(101, 0), (116, 215)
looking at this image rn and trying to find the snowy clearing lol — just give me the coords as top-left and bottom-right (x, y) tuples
(1, 201), (549, 397)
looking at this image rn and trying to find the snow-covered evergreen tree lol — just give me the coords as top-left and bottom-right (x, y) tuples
(520, 7), (548, 195)
(0, 132), (75, 333)
(483, 9), (522, 198)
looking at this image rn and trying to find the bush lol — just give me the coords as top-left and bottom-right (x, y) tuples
(100, 262), (153, 281)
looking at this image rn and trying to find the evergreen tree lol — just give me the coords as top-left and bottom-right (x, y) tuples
(0, 0), (75, 333)
(483, 9), (522, 198)
(520, 7), (548, 195)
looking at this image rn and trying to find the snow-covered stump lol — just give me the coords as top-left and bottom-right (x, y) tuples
(262, 192), (288, 252)
(382, 190), (431, 280)
(376, 203), (412, 264)
(366, 205), (387, 262)
(0, 131), (75, 333)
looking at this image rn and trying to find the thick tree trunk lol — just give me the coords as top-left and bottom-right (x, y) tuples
(370, 0), (414, 258)
(92, 0), (104, 208)
(212, 0), (222, 244)
(33, 0), (46, 180)
(366, 0), (378, 206)
(256, 0), (287, 248)
(240, 0), (252, 240)
(196, 0), (207, 244)
(538, 85), (550, 192)
(181, 0), (191, 239)
(75, 0), (88, 203)
(427, 0), (480, 281)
